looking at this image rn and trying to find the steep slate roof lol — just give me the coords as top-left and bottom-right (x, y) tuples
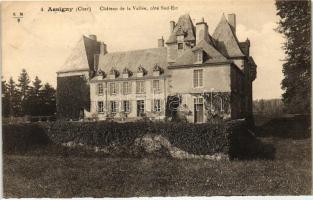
(97, 47), (168, 76)
(212, 14), (245, 58)
(58, 36), (90, 73)
(166, 14), (196, 44)
(173, 40), (229, 66)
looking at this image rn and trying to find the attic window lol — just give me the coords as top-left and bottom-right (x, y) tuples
(153, 64), (162, 76)
(137, 65), (145, 77)
(178, 43), (183, 49)
(122, 67), (131, 78)
(109, 68), (119, 79)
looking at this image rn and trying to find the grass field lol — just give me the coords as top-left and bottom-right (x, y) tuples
(3, 116), (312, 197)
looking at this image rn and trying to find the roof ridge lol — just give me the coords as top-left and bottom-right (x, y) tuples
(104, 47), (166, 55)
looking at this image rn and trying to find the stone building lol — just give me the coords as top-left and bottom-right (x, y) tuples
(57, 13), (257, 123)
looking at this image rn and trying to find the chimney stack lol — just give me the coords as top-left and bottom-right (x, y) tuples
(99, 42), (107, 55)
(228, 14), (236, 33)
(89, 34), (97, 41)
(170, 21), (175, 33)
(158, 37), (164, 47)
(196, 17), (208, 44)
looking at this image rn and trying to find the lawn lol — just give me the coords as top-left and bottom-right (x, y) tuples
(3, 116), (312, 197)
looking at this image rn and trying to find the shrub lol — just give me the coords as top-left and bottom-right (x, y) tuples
(3, 123), (51, 154)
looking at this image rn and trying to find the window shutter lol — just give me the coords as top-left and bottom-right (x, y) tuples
(116, 101), (119, 112)
(116, 83), (119, 94)
(128, 82), (132, 94)
(129, 100), (131, 112)
(143, 82), (146, 93)
(108, 83), (111, 95)
(121, 101), (124, 112)
(151, 99), (154, 112)
(95, 84), (99, 95)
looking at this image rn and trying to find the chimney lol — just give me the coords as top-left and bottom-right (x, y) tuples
(170, 21), (175, 33)
(158, 37), (164, 47)
(228, 14), (236, 33)
(196, 17), (208, 44)
(99, 42), (107, 55)
(89, 34), (97, 41)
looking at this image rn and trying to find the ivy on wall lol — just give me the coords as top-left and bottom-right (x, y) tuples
(56, 75), (90, 120)
(201, 92), (231, 122)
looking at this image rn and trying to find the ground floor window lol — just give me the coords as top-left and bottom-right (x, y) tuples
(110, 101), (118, 113)
(97, 101), (104, 113)
(153, 99), (161, 112)
(123, 100), (130, 113)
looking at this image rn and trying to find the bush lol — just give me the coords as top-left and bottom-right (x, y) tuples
(39, 120), (253, 156)
(3, 123), (51, 154)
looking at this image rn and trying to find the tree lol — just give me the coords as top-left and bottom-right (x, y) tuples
(41, 83), (56, 116)
(32, 76), (42, 96)
(7, 77), (21, 117)
(17, 69), (31, 115)
(27, 76), (43, 116)
(2, 78), (10, 117)
(275, 0), (311, 114)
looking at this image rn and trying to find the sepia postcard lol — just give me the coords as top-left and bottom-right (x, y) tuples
(1, 0), (312, 198)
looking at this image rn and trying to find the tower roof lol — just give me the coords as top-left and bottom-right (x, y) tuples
(57, 36), (90, 73)
(166, 14), (196, 44)
(212, 14), (244, 57)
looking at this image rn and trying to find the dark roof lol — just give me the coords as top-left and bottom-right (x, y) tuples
(166, 14), (196, 44)
(212, 14), (245, 58)
(173, 40), (229, 66)
(97, 47), (168, 76)
(58, 36), (91, 73)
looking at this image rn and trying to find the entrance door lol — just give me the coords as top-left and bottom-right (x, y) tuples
(194, 99), (204, 123)
(137, 100), (145, 117)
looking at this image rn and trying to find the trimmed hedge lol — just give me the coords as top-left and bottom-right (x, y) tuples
(42, 120), (252, 156)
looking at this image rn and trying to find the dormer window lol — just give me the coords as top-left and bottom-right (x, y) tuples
(109, 68), (119, 79)
(153, 64), (162, 77)
(137, 65), (145, 77)
(192, 48), (204, 64)
(122, 67), (131, 78)
(96, 69), (106, 79)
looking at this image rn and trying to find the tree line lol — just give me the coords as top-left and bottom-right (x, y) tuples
(2, 69), (56, 117)
(253, 99), (284, 116)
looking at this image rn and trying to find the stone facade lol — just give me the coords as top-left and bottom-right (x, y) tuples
(57, 13), (257, 123)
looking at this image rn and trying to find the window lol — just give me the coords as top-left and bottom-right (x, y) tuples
(110, 101), (118, 113)
(153, 99), (161, 112)
(193, 69), (203, 88)
(97, 101), (104, 113)
(136, 81), (145, 94)
(152, 80), (160, 93)
(122, 82), (130, 95)
(109, 82), (117, 95)
(123, 100), (130, 113)
(178, 43), (183, 49)
(97, 83), (104, 95)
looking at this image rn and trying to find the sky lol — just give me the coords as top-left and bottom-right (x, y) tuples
(2, 0), (285, 100)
